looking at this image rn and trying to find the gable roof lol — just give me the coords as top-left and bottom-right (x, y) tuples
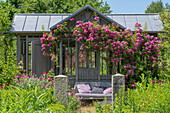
(10, 6), (164, 34)
(50, 5), (126, 30)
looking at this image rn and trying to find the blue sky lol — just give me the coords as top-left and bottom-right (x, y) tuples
(103, 0), (170, 13)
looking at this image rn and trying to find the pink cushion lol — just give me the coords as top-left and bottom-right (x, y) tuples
(103, 87), (112, 94)
(76, 84), (91, 93)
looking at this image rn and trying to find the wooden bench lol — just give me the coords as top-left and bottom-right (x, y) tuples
(74, 82), (112, 100)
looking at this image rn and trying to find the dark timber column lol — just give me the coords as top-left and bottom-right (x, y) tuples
(17, 35), (21, 64)
(60, 40), (63, 75)
(26, 36), (29, 75)
(75, 41), (78, 82)
(62, 46), (65, 74)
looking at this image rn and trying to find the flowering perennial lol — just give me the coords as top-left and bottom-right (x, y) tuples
(40, 16), (165, 87)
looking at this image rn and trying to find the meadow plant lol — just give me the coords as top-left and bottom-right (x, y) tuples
(67, 87), (80, 112)
(11, 72), (54, 90)
(0, 85), (67, 112)
(94, 74), (170, 113)
(0, 70), (80, 112)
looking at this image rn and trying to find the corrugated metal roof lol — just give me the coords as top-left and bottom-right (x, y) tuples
(10, 13), (164, 33)
(107, 14), (164, 32)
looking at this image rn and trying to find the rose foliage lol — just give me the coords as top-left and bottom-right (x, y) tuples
(41, 17), (166, 86)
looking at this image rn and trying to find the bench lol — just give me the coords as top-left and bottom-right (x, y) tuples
(74, 82), (112, 100)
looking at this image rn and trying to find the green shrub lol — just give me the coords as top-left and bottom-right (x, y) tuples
(0, 40), (17, 86)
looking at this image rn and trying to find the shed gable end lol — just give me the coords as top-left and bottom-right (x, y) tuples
(50, 5), (126, 30)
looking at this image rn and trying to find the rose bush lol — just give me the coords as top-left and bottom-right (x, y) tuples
(41, 16), (166, 87)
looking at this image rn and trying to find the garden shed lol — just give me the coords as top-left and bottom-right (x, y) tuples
(10, 5), (164, 87)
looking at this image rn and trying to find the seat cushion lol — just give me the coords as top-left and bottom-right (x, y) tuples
(91, 87), (104, 94)
(76, 84), (91, 93)
(103, 87), (112, 94)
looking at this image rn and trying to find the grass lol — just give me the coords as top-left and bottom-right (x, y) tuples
(77, 105), (95, 113)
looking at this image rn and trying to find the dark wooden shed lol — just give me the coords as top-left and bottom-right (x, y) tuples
(10, 5), (164, 87)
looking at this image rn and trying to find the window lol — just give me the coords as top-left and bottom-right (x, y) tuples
(79, 51), (96, 68)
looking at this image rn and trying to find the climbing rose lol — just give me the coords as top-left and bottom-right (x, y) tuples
(132, 84), (135, 87)
(51, 81), (54, 84)
(135, 23), (142, 27)
(151, 80), (154, 83)
(94, 16), (99, 21)
(48, 78), (52, 81)
(0, 85), (3, 88)
(158, 82), (162, 84)
(68, 92), (72, 96)
(70, 18), (75, 21)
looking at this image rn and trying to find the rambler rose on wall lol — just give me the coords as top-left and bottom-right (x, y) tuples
(41, 16), (165, 88)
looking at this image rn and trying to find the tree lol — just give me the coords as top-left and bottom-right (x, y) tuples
(7, 0), (22, 8)
(19, 0), (112, 13)
(145, 0), (164, 13)
(165, 3), (170, 9)
(145, 1), (170, 38)
(0, 1), (17, 63)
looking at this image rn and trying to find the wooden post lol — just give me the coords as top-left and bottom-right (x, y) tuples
(54, 46), (57, 76)
(60, 40), (63, 75)
(26, 35), (29, 75)
(75, 41), (78, 82)
(67, 38), (70, 75)
(17, 35), (21, 64)
(97, 52), (100, 81)
(31, 41), (35, 75)
(62, 46), (65, 74)
(113, 64), (116, 74)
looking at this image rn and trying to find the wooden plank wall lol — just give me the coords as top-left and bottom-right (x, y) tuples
(68, 75), (112, 88)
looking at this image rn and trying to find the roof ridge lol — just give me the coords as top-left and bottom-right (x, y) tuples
(14, 13), (160, 16)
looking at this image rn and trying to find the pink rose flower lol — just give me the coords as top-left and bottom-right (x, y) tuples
(0, 85), (3, 88)
(94, 16), (99, 21)
(70, 18), (75, 21)
(132, 84), (135, 87)
(68, 92), (72, 96)
(48, 78), (52, 81)
(51, 81), (54, 84)
(151, 80), (154, 83)
(158, 82), (162, 84)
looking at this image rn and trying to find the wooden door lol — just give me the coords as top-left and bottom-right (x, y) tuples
(31, 40), (52, 76)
